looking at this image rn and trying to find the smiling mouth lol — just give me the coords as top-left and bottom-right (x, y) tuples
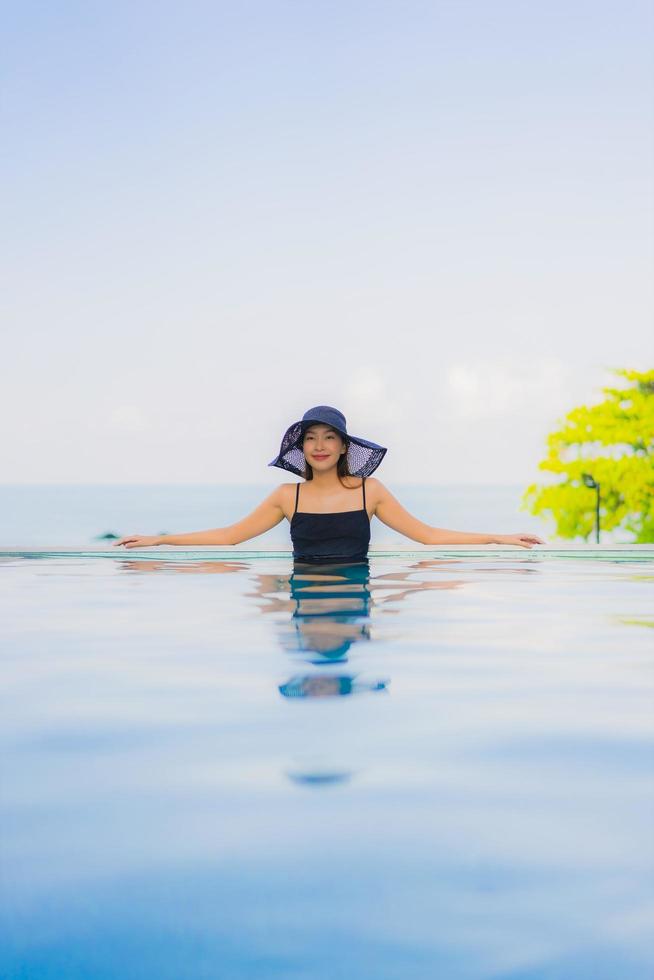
(313, 455), (329, 459)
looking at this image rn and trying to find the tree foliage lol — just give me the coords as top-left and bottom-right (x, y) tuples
(520, 368), (654, 543)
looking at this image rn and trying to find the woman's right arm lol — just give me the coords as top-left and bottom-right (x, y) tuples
(114, 487), (288, 549)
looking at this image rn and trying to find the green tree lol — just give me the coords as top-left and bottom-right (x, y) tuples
(520, 368), (654, 543)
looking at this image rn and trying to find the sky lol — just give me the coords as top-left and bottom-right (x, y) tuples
(3, 0), (653, 485)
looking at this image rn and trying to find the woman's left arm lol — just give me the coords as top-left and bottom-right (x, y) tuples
(369, 479), (545, 549)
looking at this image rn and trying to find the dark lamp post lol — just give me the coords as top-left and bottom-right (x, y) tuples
(581, 473), (601, 544)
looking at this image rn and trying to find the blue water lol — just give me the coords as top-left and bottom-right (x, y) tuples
(1, 549), (653, 979)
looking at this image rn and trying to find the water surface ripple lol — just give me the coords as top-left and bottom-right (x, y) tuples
(1, 554), (653, 979)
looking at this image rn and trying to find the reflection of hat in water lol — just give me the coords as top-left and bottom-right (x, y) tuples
(279, 674), (389, 698)
(268, 405), (387, 478)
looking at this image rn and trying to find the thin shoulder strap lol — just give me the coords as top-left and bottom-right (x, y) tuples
(293, 482), (300, 516)
(362, 477), (366, 510)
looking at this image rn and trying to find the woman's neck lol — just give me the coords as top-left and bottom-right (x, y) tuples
(307, 470), (345, 491)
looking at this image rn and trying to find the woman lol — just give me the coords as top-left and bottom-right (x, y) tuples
(114, 405), (545, 554)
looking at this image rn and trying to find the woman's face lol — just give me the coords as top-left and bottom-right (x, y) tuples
(302, 424), (346, 471)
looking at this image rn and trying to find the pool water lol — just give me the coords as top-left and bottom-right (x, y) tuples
(1, 551), (653, 979)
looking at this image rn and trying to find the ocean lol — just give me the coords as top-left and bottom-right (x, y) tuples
(0, 483), (615, 548)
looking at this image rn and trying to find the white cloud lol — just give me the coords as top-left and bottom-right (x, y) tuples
(341, 365), (412, 450)
(445, 356), (575, 421)
(104, 405), (152, 435)
(345, 366), (412, 419)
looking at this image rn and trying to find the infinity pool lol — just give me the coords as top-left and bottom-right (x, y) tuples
(1, 549), (653, 979)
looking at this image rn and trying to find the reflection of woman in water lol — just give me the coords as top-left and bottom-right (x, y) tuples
(115, 405), (545, 554)
(280, 559), (389, 698)
(283, 559), (372, 663)
(109, 554), (506, 703)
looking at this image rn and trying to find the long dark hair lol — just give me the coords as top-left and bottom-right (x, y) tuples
(302, 432), (355, 487)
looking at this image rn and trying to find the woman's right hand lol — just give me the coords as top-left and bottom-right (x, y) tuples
(113, 535), (163, 549)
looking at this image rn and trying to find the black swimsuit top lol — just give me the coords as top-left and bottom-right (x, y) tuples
(290, 478), (371, 564)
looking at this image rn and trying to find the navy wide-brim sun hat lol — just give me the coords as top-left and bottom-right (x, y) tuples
(268, 405), (387, 478)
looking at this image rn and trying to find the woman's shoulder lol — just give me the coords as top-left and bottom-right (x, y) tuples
(275, 481), (304, 503)
(275, 481), (301, 495)
(268, 482), (301, 518)
(360, 475), (388, 503)
(342, 475), (388, 507)
(362, 475), (387, 492)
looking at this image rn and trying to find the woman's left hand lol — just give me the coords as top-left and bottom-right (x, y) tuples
(494, 533), (546, 549)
